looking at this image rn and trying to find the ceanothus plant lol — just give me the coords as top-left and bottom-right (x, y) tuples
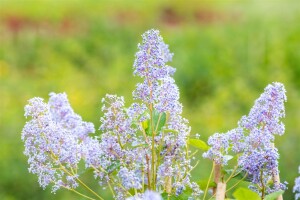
(21, 29), (297, 200)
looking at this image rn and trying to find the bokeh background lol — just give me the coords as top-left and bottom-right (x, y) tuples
(0, 0), (299, 199)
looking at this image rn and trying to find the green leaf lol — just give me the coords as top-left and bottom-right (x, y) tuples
(224, 155), (233, 161)
(231, 170), (251, 182)
(188, 138), (209, 151)
(161, 193), (168, 200)
(197, 179), (217, 190)
(161, 188), (193, 200)
(265, 190), (284, 200)
(141, 119), (148, 130)
(154, 111), (166, 133)
(233, 187), (260, 200)
(161, 193), (178, 200)
(145, 111), (167, 135)
(163, 129), (178, 134)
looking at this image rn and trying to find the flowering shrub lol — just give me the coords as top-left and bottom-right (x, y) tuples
(21, 29), (299, 200)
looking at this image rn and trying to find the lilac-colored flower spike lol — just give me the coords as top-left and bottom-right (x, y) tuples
(130, 29), (201, 198)
(294, 166), (300, 200)
(133, 29), (174, 80)
(237, 82), (287, 194)
(239, 82), (287, 137)
(203, 82), (287, 197)
(21, 93), (95, 193)
(133, 29), (176, 106)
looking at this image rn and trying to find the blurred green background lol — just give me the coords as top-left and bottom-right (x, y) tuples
(0, 0), (299, 199)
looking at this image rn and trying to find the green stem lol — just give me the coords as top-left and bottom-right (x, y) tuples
(59, 165), (103, 200)
(41, 122), (103, 200)
(146, 153), (151, 190)
(225, 164), (239, 184)
(91, 165), (132, 197)
(63, 186), (96, 200)
(225, 172), (248, 193)
(260, 170), (265, 200)
(150, 105), (156, 190)
(142, 167), (145, 193)
(76, 177), (104, 200)
(107, 180), (115, 197)
(188, 150), (199, 159)
(154, 113), (162, 133)
(203, 162), (215, 200)
(140, 122), (150, 145)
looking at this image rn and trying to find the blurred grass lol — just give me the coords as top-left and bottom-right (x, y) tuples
(0, 0), (300, 199)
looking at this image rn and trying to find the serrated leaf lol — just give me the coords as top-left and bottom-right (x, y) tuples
(188, 138), (209, 151)
(233, 187), (260, 200)
(265, 190), (284, 200)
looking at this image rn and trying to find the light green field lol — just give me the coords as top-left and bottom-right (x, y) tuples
(0, 0), (299, 199)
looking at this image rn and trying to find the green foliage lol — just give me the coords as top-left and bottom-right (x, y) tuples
(197, 179), (217, 190)
(161, 188), (193, 200)
(0, 0), (299, 199)
(233, 187), (260, 200)
(145, 111), (167, 135)
(265, 190), (284, 200)
(188, 138), (209, 151)
(233, 187), (284, 200)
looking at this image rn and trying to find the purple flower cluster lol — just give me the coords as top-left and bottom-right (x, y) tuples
(132, 29), (200, 197)
(68, 30), (199, 199)
(294, 166), (300, 200)
(22, 29), (293, 200)
(237, 82), (287, 192)
(133, 29), (180, 116)
(20, 29), (201, 199)
(93, 29), (200, 198)
(203, 82), (287, 194)
(21, 93), (95, 193)
(133, 29), (174, 80)
(118, 167), (142, 190)
(203, 127), (246, 165)
(238, 82), (286, 137)
(202, 132), (230, 165)
(81, 94), (144, 199)
(21, 29), (295, 200)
